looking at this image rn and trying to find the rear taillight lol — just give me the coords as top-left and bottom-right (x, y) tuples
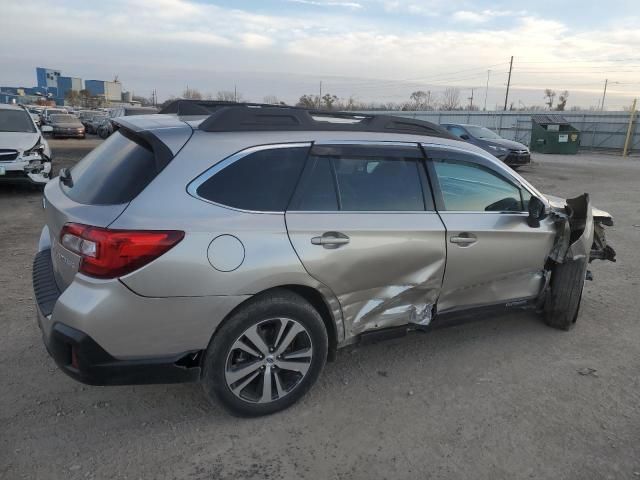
(60, 223), (184, 279)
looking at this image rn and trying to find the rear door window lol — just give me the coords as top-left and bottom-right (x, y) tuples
(290, 144), (430, 211)
(195, 146), (309, 212)
(61, 131), (159, 205)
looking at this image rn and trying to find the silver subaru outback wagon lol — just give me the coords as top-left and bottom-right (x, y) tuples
(33, 102), (616, 416)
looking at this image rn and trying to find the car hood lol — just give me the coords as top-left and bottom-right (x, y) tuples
(480, 138), (528, 150)
(0, 131), (42, 151)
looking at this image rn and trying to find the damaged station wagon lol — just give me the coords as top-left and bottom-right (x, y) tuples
(32, 102), (616, 416)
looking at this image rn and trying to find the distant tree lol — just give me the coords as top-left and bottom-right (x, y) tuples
(409, 90), (432, 110)
(321, 94), (338, 110)
(216, 90), (243, 102)
(263, 95), (285, 105)
(132, 95), (152, 106)
(556, 90), (569, 111)
(440, 87), (461, 110)
(182, 87), (203, 100)
(544, 89), (556, 109)
(65, 90), (80, 106)
(296, 94), (319, 108)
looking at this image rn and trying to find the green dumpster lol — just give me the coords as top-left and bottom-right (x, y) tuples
(530, 114), (580, 154)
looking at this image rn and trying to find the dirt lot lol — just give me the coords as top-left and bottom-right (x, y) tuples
(1, 139), (639, 479)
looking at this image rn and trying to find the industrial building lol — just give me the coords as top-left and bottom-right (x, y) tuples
(1, 67), (129, 105)
(85, 79), (122, 102)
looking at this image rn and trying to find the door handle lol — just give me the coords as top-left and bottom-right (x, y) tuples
(450, 233), (477, 246)
(311, 232), (350, 249)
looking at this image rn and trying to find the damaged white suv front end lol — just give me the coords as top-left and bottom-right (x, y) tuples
(0, 104), (52, 186)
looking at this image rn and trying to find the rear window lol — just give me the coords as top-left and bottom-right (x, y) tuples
(195, 146), (309, 212)
(61, 131), (159, 205)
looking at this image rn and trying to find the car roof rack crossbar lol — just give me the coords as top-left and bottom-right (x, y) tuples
(197, 105), (455, 138)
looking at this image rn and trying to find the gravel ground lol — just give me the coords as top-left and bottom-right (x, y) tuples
(1, 139), (639, 480)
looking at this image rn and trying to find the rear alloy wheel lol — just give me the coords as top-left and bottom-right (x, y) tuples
(225, 318), (313, 404)
(202, 290), (327, 416)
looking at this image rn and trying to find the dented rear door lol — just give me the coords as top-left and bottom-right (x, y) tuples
(285, 143), (446, 338)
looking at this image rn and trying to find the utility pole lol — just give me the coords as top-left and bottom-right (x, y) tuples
(468, 88), (474, 110)
(623, 98), (636, 157)
(318, 81), (322, 109)
(600, 79), (608, 111)
(484, 70), (490, 111)
(234, 84), (237, 103)
(503, 56), (513, 111)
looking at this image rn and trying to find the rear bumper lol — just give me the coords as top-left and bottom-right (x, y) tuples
(33, 249), (201, 385)
(42, 322), (201, 386)
(32, 247), (250, 385)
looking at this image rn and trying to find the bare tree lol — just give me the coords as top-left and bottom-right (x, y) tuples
(216, 90), (242, 102)
(544, 89), (556, 110)
(182, 87), (203, 100)
(556, 90), (569, 111)
(296, 94), (319, 108)
(440, 88), (461, 110)
(409, 90), (432, 110)
(132, 95), (152, 106)
(263, 95), (285, 105)
(321, 94), (338, 110)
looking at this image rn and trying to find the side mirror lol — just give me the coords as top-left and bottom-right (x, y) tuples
(460, 134), (470, 140)
(41, 125), (53, 133)
(527, 196), (546, 228)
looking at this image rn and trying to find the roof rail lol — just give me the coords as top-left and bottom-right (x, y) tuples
(197, 105), (455, 138)
(158, 99), (282, 116)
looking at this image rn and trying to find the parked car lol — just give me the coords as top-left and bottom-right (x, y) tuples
(48, 114), (85, 138)
(96, 106), (160, 139)
(0, 104), (52, 186)
(84, 113), (108, 134)
(41, 108), (67, 125)
(33, 106), (615, 417)
(442, 123), (531, 168)
(96, 117), (113, 138)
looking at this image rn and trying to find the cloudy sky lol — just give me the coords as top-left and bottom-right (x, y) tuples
(2, 0), (639, 108)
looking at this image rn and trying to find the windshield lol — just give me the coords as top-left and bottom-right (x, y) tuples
(0, 110), (37, 133)
(466, 126), (502, 140)
(51, 114), (81, 124)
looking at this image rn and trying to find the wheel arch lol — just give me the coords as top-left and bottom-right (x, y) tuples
(206, 284), (342, 365)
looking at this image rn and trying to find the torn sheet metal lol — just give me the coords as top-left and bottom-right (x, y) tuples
(545, 193), (615, 264)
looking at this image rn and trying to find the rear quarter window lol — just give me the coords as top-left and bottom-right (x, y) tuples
(61, 131), (159, 205)
(195, 146), (309, 212)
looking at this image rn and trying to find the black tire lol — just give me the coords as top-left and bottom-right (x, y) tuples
(202, 289), (328, 417)
(544, 258), (588, 330)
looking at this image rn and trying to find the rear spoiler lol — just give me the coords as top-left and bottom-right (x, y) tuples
(112, 116), (194, 170)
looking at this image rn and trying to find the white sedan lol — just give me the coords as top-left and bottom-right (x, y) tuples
(0, 104), (52, 187)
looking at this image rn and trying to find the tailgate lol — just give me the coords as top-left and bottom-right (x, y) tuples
(43, 179), (127, 292)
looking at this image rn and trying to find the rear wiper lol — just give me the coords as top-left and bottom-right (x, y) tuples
(59, 167), (73, 187)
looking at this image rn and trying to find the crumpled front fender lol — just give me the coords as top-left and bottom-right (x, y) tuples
(547, 193), (616, 264)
